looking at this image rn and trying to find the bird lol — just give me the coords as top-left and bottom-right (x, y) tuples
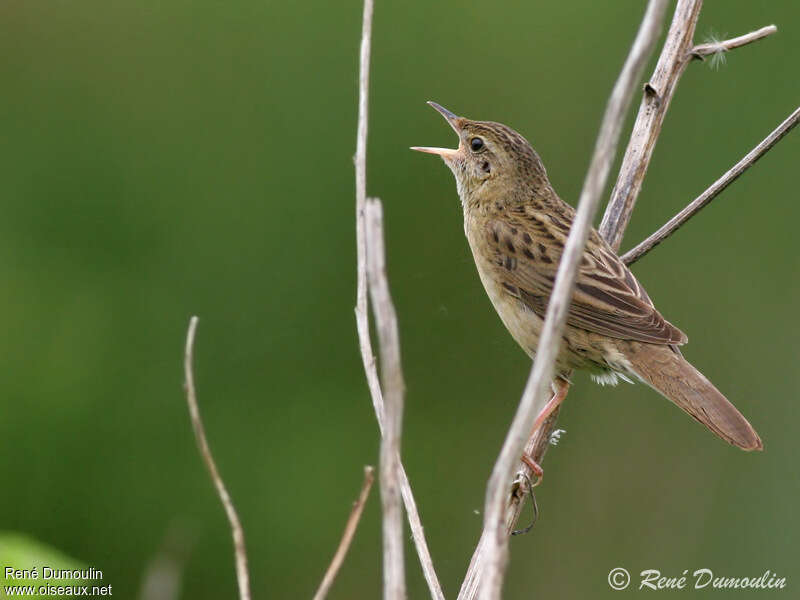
(411, 101), (762, 454)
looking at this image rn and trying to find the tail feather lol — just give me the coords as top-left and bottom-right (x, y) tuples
(625, 343), (762, 451)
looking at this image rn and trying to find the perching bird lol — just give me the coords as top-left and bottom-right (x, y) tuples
(412, 102), (762, 452)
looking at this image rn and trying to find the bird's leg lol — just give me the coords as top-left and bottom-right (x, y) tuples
(521, 378), (570, 485)
(520, 455), (544, 482)
(531, 378), (570, 434)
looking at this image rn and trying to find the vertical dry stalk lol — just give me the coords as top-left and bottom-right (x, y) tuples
(313, 466), (376, 600)
(354, 0), (384, 424)
(366, 199), (407, 599)
(473, 2), (670, 598)
(183, 317), (251, 600)
(353, 0), (445, 598)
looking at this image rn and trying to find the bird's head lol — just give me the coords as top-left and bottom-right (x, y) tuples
(412, 102), (550, 207)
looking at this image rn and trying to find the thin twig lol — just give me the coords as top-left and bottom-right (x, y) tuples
(365, 199), (407, 600)
(353, 1), (445, 598)
(396, 466), (443, 599)
(692, 25), (777, 59)
(313, 466), (376, 600)
(622, 105), (800, 265)
(183, 317), (251, 600)
(473, 2), (669, 598)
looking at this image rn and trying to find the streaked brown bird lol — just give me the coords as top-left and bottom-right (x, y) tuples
(412, 101), (762, 453)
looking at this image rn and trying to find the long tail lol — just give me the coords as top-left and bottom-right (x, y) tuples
(624, 342), (762, 451)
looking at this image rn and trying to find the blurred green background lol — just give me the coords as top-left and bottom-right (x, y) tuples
(1, 0), (798, 598)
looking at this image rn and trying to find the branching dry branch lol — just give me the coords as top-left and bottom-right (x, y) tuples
(471, 2), (670, 598)
(600, 1), (776, 252)
(622, 104), (800, 265)
(599, 0), (703, 251)
(183, 317), (251, 600)
(313, 466), (376, 600)
(353, 1), (445, 598)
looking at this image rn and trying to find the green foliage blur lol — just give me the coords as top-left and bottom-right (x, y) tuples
(1, 1), (798, 598)
(0, 534), (86, 592)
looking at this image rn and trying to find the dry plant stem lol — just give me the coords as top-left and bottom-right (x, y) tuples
(352, 1), (444, 598)
(457, 406), (561, 600)
(354, 0), (382, 426)
(473, 1), (669, 598)
(313, 466), (376, 600)
(366, 199), (407, 600)
(600, 0), (703, 251)
(183, 317), (251, 600)
(394, 467), (443, 600)
(691, 25), (777, 59)
(395, 468), (444, 600)
(600, 4), (777, 252)
(622, 105), (800, 265)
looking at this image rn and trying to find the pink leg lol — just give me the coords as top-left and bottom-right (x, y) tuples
(530, 379), (569, 434)
(521, 378), (570, 486)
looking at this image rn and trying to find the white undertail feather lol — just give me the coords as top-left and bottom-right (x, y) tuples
(590, 369), (636, 386)
(589, 351), (644, 387)
(591, 371), (621, 386)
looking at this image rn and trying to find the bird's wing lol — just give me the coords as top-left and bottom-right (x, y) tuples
(486, 218), (687, 345)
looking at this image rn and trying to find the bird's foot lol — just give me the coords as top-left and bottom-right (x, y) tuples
(520, 454), (544, 486)
(520, 378), (571, 486)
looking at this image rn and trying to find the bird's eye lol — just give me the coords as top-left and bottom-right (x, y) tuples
(470, 137), (484, 152)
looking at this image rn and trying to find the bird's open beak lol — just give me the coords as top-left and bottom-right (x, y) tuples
(410, 145), (458, 158)
(410, 101), (462, 158)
